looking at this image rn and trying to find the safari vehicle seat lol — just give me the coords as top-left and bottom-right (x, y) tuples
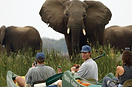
(122, 79), (132, 87)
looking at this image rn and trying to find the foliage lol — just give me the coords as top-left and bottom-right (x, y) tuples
(0, 45), (122, 86)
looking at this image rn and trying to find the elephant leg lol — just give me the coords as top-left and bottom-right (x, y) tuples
(98, 28), (105, 46)
(6, 45), (12, 56)
(90, 29), (104, 47)
(65, 35), (72, 57)
(0, 44), (4, 52)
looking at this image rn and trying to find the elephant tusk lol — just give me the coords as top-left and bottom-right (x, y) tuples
(67, 28), (70, 34)
(82, 29), (86, 35)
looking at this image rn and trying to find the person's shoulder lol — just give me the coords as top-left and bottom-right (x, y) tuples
(85, 58), (96, 64)
(45, 66), (55, 70)
(116, 66), (124, 72)
(116, 66), (123, 69)
(83, 60), (93, 66)
(27, 67), (36, 73)
(29, 67), (36, 70)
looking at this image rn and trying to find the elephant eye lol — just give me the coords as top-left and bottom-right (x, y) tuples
(65, 13), (69, 17)
(65, 11), (69, 17)
(83, 13), (87, 18)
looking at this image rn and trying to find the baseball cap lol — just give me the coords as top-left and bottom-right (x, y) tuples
(80, 45), (91, 52)
(36, 52), (45, 59)
(57, 66), (61, 68)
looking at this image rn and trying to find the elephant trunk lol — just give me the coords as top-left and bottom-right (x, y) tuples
(71, 29), (81, 55)
(67, 27), (87, 56)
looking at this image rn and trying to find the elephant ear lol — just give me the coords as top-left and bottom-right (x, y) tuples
(0, 25), (6, 44)
(84, 1), (112, 28)
(39, 0), (69, 34)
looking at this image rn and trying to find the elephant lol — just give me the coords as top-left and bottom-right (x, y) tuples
(105, 25), (132, 52)
(39, 0), (112, 57)
(0, 25), (42, 55)
(0, 44), (5, 52)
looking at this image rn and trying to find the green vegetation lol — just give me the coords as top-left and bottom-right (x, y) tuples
(0, 44), (122, 86)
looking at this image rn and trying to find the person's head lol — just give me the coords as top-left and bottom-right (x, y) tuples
(122, 50), (132, 66)
(36, 52), (45, 64)
(57, 66), (62, 73)
(80, 45), (92, 61)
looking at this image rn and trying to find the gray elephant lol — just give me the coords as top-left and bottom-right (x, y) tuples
(39, 0), (112, 57)
(105, 25), (132, 52)
(0, 44), (5, 52)
(0, 25), (42, 55)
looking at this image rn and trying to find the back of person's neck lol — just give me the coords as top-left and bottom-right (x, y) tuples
(37, 63), (44, 65)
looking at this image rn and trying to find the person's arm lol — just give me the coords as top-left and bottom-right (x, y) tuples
(25, 68), (32, 84)
(71, 64), (80, 72)
(116, 66), (120, 78)
(116, 66), (124, 78)
(75, 64), (88, 78)
(71, 66), (77, 73)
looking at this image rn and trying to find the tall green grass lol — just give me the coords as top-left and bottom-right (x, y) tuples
(0, 46), (122, 86)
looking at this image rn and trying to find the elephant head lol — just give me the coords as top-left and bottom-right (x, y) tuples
(0, 25), (6, 45)
(0, 26), (6, 53)
(39, 0), (112, 57)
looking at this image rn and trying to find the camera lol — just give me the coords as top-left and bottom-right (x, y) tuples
(33, 61), (37, 66)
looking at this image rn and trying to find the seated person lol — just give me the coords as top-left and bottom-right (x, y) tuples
(102, 50), (132, 87)
(57, 45), (98, 87)
(71, 45), (98, 82)
(15, 52), (56, 87)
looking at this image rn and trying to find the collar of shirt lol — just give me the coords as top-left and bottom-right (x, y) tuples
(36, 64), (45, 67)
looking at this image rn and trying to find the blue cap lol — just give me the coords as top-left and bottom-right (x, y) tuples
(80, 45), (91, 52)
(36, 52), (45, 59)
